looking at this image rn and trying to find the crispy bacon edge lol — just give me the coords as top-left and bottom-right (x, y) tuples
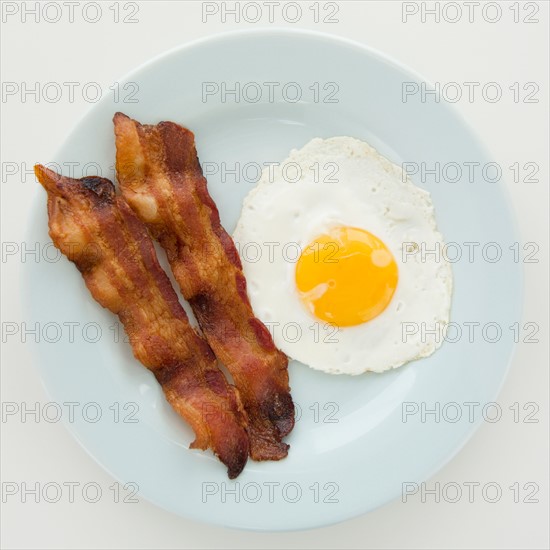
(35, 164), (249, 478)
(113, 113), (294, 461)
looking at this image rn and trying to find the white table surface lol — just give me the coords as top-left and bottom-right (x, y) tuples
(1, 1), (548, 548)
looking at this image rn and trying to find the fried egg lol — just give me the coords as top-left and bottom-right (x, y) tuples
(233, 137), (452, 374)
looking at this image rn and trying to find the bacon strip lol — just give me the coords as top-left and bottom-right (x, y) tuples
(114, 113), (294, 460)
(35, 165), (249, 478)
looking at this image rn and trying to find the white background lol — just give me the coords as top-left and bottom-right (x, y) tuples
(1, 1), (548, 548)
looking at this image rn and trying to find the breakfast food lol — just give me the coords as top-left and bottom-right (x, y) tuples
(233, 137), (453, 374)
(36, 113), (452, 479)
(35, 165), (249, 478)
(113, 113), (294, 460)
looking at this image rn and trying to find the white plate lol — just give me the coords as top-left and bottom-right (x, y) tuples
(25, 29), (522, 530)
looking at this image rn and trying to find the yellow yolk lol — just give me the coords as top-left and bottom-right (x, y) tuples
(295, 226), (398, 327)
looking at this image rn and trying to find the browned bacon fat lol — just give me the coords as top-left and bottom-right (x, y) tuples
(35, 165), (249, 478)
(113, 113), (294, 460)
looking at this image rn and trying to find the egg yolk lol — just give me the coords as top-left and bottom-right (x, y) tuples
(295, 226), (398, 327)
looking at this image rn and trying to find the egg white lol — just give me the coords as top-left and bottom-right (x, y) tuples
(233, 137), (453, 374)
